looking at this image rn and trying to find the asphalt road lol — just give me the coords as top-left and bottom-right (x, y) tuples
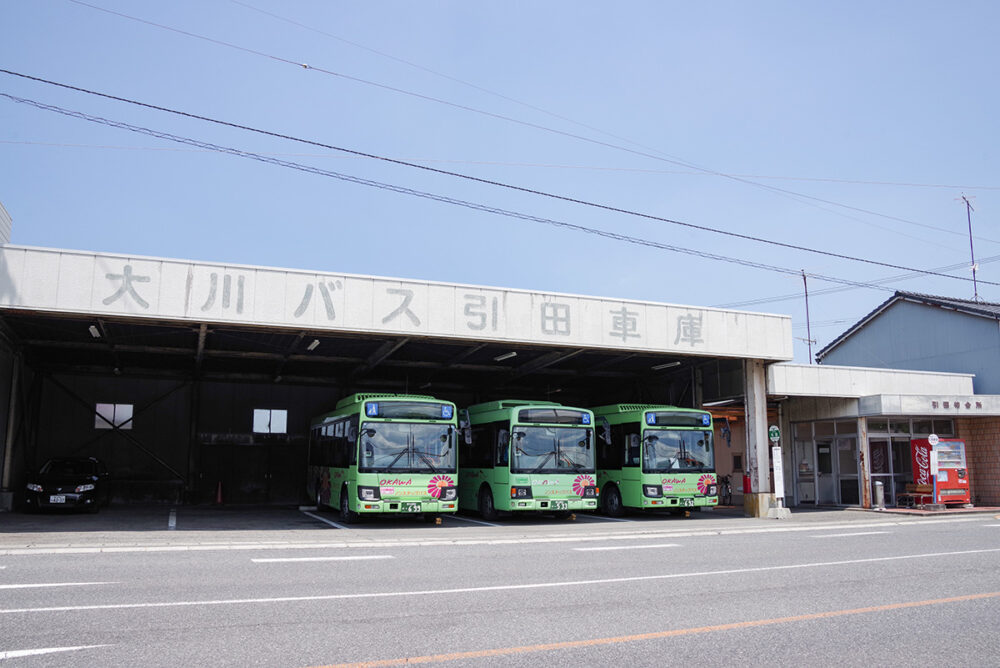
(2, 506), (1000, 666)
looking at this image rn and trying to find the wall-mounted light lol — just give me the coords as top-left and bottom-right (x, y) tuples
(88, 325), (101, 339)
(493, 351), (518, 362)
(650, 361), (681, 371)
(306, 339), (320, 351)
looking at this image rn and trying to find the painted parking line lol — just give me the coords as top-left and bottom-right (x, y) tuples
(0, 582), (116, 590)
(0, 646), (109, 660)
(301, 510), (350, 530)
(578, 514), (634, 523)
(252, 555), (394, 564)
(448, 515), (501, 528)
(812, 531), (891, 538)
(7, 548), (1000, 615)
(573, 543), (680, 552)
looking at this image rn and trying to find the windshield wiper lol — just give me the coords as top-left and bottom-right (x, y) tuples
(531, 450), (557, 472)
(412, 449), (439, 473)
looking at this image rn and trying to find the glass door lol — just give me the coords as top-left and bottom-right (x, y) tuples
(869, 439), (892, 505)
(837, 437), (859, 505)
(794, 439), (816, 504)
(816, 439), (837, 504)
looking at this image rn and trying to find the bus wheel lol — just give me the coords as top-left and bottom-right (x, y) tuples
(478, 486), (498, 521)
(315, 482), (323, 511)
(601, 486), (624, 517)
(339, 487), (358, 524)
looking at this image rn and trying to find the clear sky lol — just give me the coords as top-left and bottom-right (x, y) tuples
(2, 1), (998, 363)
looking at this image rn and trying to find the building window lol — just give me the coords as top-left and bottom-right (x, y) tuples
(95, 403), (133, 430)
(732, 454), (743, 471)
(253, 409), (287, 434)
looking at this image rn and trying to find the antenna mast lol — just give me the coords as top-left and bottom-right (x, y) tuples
(960, 194), (979, 301)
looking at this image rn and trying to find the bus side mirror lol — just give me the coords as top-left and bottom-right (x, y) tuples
(600, 417), (612, 445)
(459, 409), (473, 445)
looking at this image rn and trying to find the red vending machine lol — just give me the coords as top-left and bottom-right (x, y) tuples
(910, 438), (971, 505)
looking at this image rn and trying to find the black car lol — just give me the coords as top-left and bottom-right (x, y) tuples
(24, 457), (111, 513)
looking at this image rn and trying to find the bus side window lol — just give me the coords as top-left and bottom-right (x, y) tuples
(496, 429), (510, 466)
(627, 433), (641, 466)
(348, 416), (359, 464)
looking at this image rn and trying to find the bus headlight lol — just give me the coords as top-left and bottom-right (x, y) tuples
(26, 483), (42, 492)
(706, 484), (718, 497)
(75, 483), (95, 493)
(439, 487), (457, 501)
(643, 484), (663, 498)
(582, 486), (598, 498)
(358, 486), (381, 501)
(510, 486), (532, 499)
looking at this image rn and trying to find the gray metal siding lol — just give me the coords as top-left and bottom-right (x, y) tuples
(821, 301), (1000, 394)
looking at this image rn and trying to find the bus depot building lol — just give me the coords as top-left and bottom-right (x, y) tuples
(1, 244), (998, 516)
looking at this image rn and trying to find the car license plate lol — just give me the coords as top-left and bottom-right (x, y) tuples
(49, 495), (66, 504)
(680, 498), (694, 507)
(551, 500), (569, 510)
(400, 502), (421, 513)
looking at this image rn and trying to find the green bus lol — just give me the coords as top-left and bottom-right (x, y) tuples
(593, 404), (718, 516)
(458, 400), (598, 520)
(307, 393), (459, 523)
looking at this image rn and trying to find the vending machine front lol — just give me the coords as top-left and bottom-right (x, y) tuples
(911, 438), (971, 506)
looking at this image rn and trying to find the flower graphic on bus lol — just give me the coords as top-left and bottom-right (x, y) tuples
(427, 475), (455, 498)
(572, 475), (596, 496)
(696, 474), (716, 495)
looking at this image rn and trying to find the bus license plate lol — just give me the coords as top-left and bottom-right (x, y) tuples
(400, 502), (421, 513)
(551, 500), (568, 511)
(49, 495), (66, 504)
(680, 498), (694, 507)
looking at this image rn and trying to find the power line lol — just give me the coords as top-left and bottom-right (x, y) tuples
(6, 91), (982, 297)
(1, 68), (992, 287)
(5, 138), (997, 193)
(60, 0), (987, 243)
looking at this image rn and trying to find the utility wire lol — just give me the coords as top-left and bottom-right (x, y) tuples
(1, 68), (992, 287)
(60, 0), (987, 243)
(6, 91), (980, 296)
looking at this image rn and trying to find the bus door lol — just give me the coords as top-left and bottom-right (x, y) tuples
(493, 428), (511, 505)
(620, 431), (643, 505)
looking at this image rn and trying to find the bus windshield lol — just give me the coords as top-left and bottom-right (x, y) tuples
(359, 422), (456, 473)
(643, 429), (713, 473)
(511, 426), (595, 473)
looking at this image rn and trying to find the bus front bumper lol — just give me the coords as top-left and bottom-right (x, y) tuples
(507, 498), (598, 512)
(356, 500), (458, 514)
(641, 496), (718, 509)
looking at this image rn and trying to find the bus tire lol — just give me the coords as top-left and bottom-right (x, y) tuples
(478, 485), (498, 521)
(315, 481), (323, 511)
(339, 486), (359, 524)
(601, 485), (624, 517)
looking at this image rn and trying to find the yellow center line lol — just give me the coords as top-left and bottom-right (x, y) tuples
(314, 591), (1000, 668)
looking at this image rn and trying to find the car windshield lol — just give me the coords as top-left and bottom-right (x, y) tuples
(358, 422), (456, 472)
(511, 426), (595, 473)
(643, 429), (714, 473)
(42, 459), (98, 476)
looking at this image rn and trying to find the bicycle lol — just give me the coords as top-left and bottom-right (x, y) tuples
(718, 474), (733, 506)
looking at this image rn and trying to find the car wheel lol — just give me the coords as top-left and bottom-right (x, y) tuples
(339, 486), (358, 524)
(478, 486), (498, 521)
(601, 485), (624, 517)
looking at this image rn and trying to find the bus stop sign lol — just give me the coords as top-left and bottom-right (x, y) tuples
(768, 425), (780, 443)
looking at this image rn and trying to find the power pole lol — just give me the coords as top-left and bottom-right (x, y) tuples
(960, 194), (979, 301)
(802, 270), (814, 363)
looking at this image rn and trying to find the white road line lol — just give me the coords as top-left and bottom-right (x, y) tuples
(0, 645), (109, 659)
(5, 547), (1000, 615)
(984, 524), (1000, 527)
(0, 582), (116, 590)
(577, 514), (634, 523)
(573, 543), (680, 551)
(812, 531), (891, 538)
(1, 516), (990, 556)
(301, 510), (349, 530)
(168, 508), (176, 530)
(448, 514), (501, 527)
(252, 555), (394, 563)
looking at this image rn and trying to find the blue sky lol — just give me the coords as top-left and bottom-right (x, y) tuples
(2, 1), (998, 363)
